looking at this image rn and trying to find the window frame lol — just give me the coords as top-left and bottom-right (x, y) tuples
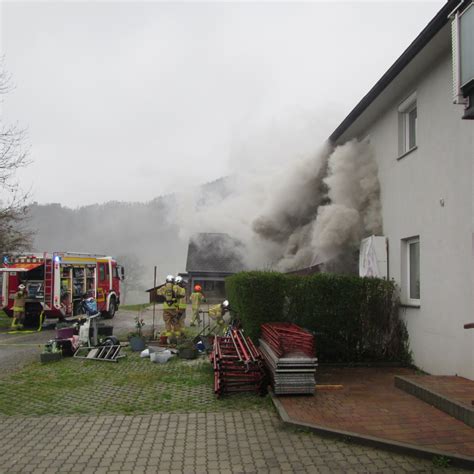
(203, 280), (215, 291)
(398, 92), (417, 158)
(99, 263), (106, 282)
(406, 237), (421, 306)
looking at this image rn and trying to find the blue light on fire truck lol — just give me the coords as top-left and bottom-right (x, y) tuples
(54, 256), (61, 263)
(2, 256), (9, 265)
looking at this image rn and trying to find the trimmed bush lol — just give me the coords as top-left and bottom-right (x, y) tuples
(226, 272), (410, 364)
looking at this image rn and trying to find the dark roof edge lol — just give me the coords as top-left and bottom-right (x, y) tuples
(186, 271), (236, 275)
(329, 0), (458, 143)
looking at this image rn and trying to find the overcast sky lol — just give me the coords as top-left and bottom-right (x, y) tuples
(1, 1), (443, 207)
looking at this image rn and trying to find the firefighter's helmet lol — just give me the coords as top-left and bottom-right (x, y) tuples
(175, 276), (183, 284)
(18, 284), (26, 290)
(194, 285), (202, 292)
(222, 300), (229, 309)
(166, 275), (174, 283)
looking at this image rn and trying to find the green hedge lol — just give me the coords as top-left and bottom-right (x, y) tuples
(226, 271), (411, 364)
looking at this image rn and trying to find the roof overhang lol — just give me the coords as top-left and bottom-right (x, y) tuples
(186, 271), (237, 275)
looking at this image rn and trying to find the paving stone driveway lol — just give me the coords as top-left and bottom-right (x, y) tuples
(0, 410), (466, 473)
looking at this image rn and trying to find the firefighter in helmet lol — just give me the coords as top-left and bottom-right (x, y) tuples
(190, 284), (205, 326)
(156, 275), (177, 337)
(173, 276), (187, 336)
(12, 283), (27, 329)
(208, 299), (230, 335)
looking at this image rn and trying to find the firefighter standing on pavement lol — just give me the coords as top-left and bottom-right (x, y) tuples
(12, 284), (27, 329)
(174, 276), (187, 336)
(156, 275), (177, 337)
(190, 285), (205, 326)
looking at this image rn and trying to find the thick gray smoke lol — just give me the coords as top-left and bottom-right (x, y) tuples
(28, 120), (383, 305)
(172, 126), (382, 272)
(170, 113), (330, 269)
(311, 139), (383, 264)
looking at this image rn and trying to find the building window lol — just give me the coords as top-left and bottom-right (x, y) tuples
(451, 2), (474, 117)
(203, 280), (215, 291)
(403, 237), (420, 305)
(398, 92), (417, 156)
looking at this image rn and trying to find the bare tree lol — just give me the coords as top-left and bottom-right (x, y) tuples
(0, 60), (32, 253)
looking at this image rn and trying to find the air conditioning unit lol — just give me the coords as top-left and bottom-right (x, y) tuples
(359, 236), (388, 279)
(451, 1), (474, 119)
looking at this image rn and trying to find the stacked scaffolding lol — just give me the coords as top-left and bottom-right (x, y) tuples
(260, 323), (317, 395)
(261, 323), (315, 358)
(210, 329), (267, 397)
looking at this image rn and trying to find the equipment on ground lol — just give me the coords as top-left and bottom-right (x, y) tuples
(259, 322), (317, 395)
(210, 329), (267, 397)
(261, 322), (315, 358)
(72, 296), (124, 362)
(74, 336), (123, 362)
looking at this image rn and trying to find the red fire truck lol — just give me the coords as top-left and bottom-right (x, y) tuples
(0, 252), (124, 324)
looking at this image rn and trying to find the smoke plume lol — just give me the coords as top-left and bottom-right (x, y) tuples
(172, 120), (382, 272)
(28, 117), (383, 304)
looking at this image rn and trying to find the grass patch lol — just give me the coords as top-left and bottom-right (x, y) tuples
(120, 303), (151, 311)
(0, 350), (270, 416)
(0, 310), (11, 330)
(432, 455), (451, 468)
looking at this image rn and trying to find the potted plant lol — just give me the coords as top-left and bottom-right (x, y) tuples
(40, 340), (62, 363)
(128, 317), (146, 352)
(177, 339), (198, 360)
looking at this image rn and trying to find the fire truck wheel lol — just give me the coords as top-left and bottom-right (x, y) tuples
(23, 313), (39, 328)
(103, 296), (116, 319)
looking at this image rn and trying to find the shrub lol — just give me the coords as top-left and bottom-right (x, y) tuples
(226, 271), (410, 364)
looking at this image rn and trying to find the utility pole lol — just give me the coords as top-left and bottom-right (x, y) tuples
(152, 266), (157, 339)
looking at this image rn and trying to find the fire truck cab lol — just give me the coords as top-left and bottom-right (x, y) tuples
(0, 252), (124, 324)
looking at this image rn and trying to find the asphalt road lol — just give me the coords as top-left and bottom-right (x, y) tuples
(0, 328), (52, 377)
(0, 307), (155, 378)
(0, 304), (202, 378)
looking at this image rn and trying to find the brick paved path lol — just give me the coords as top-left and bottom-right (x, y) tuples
(400, 374), (474, 408)
(0, 410), (466, 473)
(278, 367), (474, 459)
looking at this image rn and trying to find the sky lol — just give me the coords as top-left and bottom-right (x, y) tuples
(1, 0), (444, 207)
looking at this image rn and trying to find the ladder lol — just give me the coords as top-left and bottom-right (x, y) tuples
(74, 345), (123, 362)
(44, 256), (54, 309)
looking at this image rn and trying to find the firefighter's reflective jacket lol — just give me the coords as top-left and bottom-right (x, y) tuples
(157, 282), (176, 310)
(13, 290), (27, 313)
(190, 291), (205, 311)
(174, 284), (187, 310)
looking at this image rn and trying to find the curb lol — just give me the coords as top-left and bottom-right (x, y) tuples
(395, 375), (474, 429)
(270, 393), (474, 470)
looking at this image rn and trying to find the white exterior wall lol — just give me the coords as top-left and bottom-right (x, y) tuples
(362, 52), (474, 378)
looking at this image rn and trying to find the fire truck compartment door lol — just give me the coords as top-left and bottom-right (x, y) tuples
(0, 262), (43, 272)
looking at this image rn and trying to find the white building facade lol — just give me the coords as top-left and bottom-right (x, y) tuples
(330, 0), (474, 379)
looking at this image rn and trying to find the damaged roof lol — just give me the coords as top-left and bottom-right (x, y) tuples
(185, 233), (245, 274)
